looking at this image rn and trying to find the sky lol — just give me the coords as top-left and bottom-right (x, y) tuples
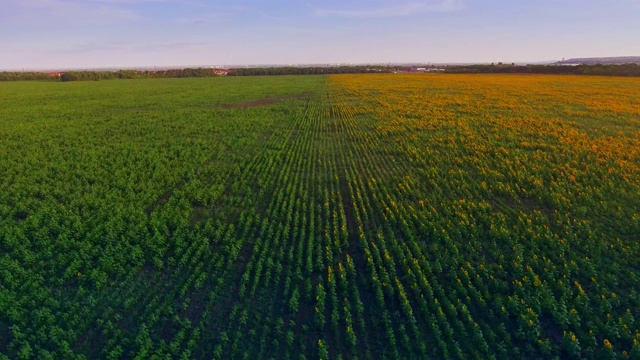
(1, 0), (639, 70)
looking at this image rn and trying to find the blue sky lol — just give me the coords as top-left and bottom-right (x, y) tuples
(1, 0), (639, 69)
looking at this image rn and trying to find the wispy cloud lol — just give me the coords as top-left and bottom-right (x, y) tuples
(170, 4), (283, 25)
(314, 0), (464, 18)
(173, 14), (230, 24)
(2, 0), (142, 24)
(85, 0), (169, 3)
(47, 40), (208, 54)
(171, 8), (240, 25)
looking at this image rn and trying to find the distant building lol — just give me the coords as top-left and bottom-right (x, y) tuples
(213, 69), (237, 76)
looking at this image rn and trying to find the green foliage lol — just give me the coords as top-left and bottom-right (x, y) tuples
(3, 66), (393, 83)
(446, 63), (640, 76)
(0, 74), (638, 359)
(0, 72), (54, 81)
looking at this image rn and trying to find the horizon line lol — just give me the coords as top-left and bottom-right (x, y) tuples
(1, 60), (562, 72)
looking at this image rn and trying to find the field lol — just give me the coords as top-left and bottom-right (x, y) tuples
(1, 74), (639, 359)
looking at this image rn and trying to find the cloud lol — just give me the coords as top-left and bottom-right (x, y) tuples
(47, 40), (208, 54)
(314, 0), (464, 18)
(172, 12), (235, 25)
(170, 4), (282, 25)
(85, 0), (168, 3)
(2, 0), (142, 24)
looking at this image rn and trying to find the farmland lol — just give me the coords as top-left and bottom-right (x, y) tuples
(1, 74), (639, 359)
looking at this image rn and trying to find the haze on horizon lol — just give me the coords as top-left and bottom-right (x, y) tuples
(1, 0), (639, 70)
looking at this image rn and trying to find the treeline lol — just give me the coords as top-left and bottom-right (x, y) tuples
(59, 66), (391, 81)
(0, 72), (56, 81)
(229, 66), (391, 76)
(59, 68), (222, 81)
(445, 63), (640, 76)
(0, 68), (243, 82)
(1, 66), (392, 82)
(4, 64), (640, 82)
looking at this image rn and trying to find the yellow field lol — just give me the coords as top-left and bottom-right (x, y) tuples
(323, 74), (640, 357)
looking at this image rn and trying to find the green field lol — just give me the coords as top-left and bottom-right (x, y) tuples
(1, 74), (639, 359)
